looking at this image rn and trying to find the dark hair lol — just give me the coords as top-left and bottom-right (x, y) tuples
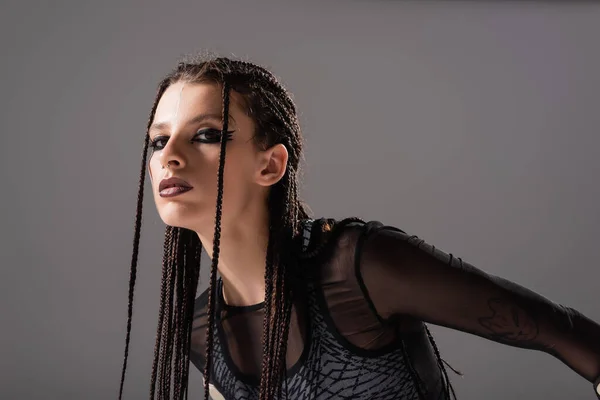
(118, 55), (459, 400)
(117, 55), (313, 400)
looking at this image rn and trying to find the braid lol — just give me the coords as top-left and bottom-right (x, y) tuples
(259, 229), (273, 399)
(425, 324), (461, 400)
(120, 54), (464, 400)
(259, 230), (276, 398)
(118, 81), (158, 399)
(173, 229), (201, 400)
(119, 70), (205, 399)
(274, 264), (293, 399)
(201, 79), (231, 398)
(172, 228), (186, 399)
(150, 226), (173, 399)
(121, 55), (312, 400)
(177, 231), (195, 400)
(183, 234), (203, 399)
(159, 227), (179, 397)
(148, 226), (202, 400)
(149, 226), (174, 399)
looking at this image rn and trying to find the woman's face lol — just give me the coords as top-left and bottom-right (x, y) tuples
(147, 81), (286, 231)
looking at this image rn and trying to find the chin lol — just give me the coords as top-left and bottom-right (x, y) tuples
(159, 202), (219, 231)
(157, 202), (200, 229)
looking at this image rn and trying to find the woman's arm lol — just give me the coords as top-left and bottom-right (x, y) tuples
(355, 221), (600, 397)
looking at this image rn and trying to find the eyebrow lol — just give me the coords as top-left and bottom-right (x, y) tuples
(149, 112), (235, 133)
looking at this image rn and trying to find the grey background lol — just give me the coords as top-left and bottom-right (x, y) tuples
(1, 1), (599, 399)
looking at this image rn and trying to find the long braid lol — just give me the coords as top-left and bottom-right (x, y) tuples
(260, 177), (292, 398)
(149, 226), (174, 399)
(171, 229), (197, 400)
(259, 226), (276, 399)
(149, 230), (203, 399)
(118, 80), (164, 399)
(121, 56), (312, 400)
(172, 228), (186, 399)
(121, 71), (205, 399)
(266, 246), (288, 399)
(181, 236), (202, 400)
(208, 58), (311, 400)
(274, 261), (294, 400)
(181, 231), (202, 400)
(160, 227), (179, 397)
(175, 230), (188, 400)
(258, 153), (302, 399)
(271, 178), (299, 398)
(202, 79), (231, 398)
(158, 229), (174, 398)
(229, 58), (311, 399)
(424, 325), (459, 400)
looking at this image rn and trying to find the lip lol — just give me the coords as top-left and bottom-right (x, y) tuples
(159, 186), (193, 198)
(159, 176), (193, 192)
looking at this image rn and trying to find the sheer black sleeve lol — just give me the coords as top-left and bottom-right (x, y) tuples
(355, 221), (600, 397)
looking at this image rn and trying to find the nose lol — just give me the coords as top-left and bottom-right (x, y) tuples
(159, 139), (186, 170)
(162, 158), (182, 169)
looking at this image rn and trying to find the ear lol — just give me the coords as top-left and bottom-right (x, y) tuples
(255, 143), (288, 187)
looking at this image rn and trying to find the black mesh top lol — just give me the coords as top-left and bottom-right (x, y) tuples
(189, 217), (600, 399)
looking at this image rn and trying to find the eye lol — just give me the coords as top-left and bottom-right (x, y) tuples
(149, 129), (234, 152)
(192, 128), (235, 144)
(150, 136), (168, 151)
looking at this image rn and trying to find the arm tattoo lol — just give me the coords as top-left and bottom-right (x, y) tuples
(478, 298), (539, 343)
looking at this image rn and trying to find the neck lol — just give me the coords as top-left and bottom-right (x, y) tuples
(193, 202), (270, 307)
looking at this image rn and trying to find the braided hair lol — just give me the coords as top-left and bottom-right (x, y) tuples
(118, 55), (459, 399)
(118, 55), (313, 400)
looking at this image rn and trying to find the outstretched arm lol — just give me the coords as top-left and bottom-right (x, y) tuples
(355, 221), (600, 397)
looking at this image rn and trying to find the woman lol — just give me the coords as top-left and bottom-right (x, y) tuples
(117, 56), (600, 400)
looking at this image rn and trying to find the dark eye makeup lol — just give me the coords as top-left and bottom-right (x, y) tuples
(150, 128), (235, 151)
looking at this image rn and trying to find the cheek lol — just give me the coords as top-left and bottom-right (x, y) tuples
(148, 157), (159, 183)
(223, 149), (256, 182)
(222, 153), (259, 198)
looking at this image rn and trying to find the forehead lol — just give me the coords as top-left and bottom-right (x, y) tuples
(150, 81), (254, 136)
(154, 81), (223, 119)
